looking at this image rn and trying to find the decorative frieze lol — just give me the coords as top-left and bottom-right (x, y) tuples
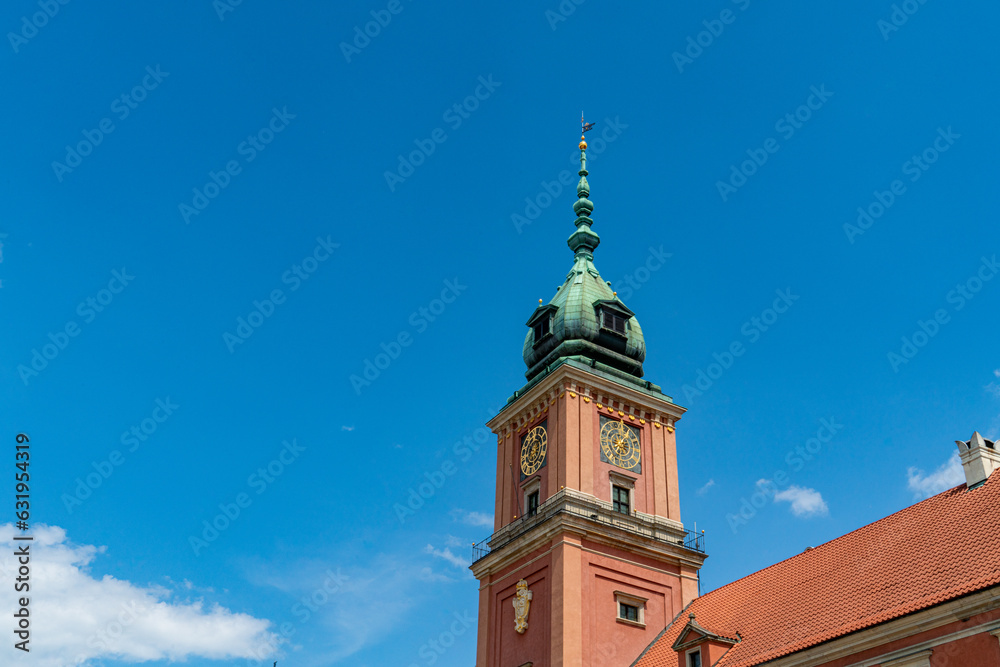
(488, 366), (684, 438)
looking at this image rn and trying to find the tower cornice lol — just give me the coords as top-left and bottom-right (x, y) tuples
(488, 358), (685, 439)
(471, 487), (707, 580)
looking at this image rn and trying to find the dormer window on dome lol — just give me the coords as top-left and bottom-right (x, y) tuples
(595, 300), (634, 338)
(603, 309), (627, 335)
(526, 304), (558, 347)
(535, 318), (551, 342)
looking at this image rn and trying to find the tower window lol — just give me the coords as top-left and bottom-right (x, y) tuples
(612, 485), (630, 514)
(601, 309), (628, 335)
(521, 476), (541, 519)
(619, 602), (639, 622)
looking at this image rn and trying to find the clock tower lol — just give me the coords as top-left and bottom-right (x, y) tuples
(471, 124), (708, 667)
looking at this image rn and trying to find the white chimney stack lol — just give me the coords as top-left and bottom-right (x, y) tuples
(955, 432), (1000, 489)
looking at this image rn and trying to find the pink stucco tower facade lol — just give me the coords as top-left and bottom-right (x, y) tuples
(471, 125), (707, 667)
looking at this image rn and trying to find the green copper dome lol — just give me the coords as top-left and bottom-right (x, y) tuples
(522, 134), (646, 381)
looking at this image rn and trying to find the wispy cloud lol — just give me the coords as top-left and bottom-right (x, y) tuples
(773, 485), (829, 517)
(450, 509), (493, 528)
(696, 479), (715, 496)
(0, 524), (277, 667)
(907, 451), (964, 499)
(444, 534), (466, 548)
(245, 552), (422, 665)
(985, 370), (1000, 440)
(985, 369), (1000, 399)
(424, 544), (469, 569)
(243, 545), (473, 665)
(341, 425), (355, 431)
(418, 566), (453, 583)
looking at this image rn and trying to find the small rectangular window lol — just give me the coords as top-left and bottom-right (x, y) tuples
(533, 317), (550, 343)
(527, 491), (539, 517)
(612, 485), (630, 514)
(614, 591), (647, 626)
(688, 650), (702, 667)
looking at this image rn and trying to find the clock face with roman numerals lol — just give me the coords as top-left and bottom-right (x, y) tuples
(520, 425), (547, 476)
(600, 417), (641, 471)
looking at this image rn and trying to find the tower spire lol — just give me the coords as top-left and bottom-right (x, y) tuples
(568, 115), (600, 259)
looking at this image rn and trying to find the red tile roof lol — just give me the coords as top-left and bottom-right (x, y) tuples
(634, 471), (1000, 667)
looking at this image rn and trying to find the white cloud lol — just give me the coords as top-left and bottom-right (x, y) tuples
(0, 524), (278, 667)
(907, 451), (964, 499)
(341, 425), (355, 431)
(449, 509), (493, 528)
(773, 485), (829, 517)
(696, 479), (715, 496)
(424, 544), (469, 569)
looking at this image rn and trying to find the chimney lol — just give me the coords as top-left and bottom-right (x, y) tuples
(955, 432), (1000, 488)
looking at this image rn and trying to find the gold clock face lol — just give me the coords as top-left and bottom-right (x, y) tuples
(520, 425), (547, 476)
(600, 419), (641, 470)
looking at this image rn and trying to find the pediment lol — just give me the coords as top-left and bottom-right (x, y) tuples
(672, 614), (738, 651)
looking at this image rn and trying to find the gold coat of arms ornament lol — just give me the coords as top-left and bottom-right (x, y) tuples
(513, 579), (533, 633)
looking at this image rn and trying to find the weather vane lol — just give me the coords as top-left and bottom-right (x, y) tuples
(580, 113), (595, 150)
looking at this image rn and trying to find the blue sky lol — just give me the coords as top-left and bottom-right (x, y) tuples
(1, 1), (998, 665)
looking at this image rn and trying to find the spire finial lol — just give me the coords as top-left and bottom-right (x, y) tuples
(580, 112), (594, 150)
(568, 115), (599, 259)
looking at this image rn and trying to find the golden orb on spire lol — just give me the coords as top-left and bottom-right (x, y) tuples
(579, 136), (587, 150)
